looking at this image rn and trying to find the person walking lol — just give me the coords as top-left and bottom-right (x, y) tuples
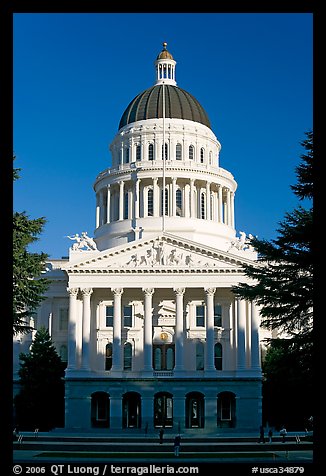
(159, 428), (164, 444)
(258, 425), (265, 443)
(174, 435), (181, 456)
(268, 428), (273, 443)
(280, 426), (287, 443)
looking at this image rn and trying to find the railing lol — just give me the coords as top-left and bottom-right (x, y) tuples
(153, 371), (174, 377)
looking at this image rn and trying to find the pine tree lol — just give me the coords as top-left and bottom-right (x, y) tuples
(232, 131), (313, 428)
(14, 327), (65, 430)
(233, 130), (313, 352)
(13, 163), (50, 334)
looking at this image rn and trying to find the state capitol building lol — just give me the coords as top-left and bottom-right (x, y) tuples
(13, 43), (266, 433)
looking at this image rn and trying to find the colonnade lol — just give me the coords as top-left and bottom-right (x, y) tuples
(66, 287), (261, 375)
(96, 178), (235, 228)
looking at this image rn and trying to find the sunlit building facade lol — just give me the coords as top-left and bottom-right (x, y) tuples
(14, 43), (263, 433)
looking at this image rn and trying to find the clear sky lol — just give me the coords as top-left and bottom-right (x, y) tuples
(13, 12), (313, 259)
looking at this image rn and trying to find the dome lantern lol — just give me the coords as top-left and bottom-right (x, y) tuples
(154, 42), (177, 86)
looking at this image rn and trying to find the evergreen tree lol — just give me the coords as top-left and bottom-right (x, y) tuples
(13, 163), (50, 334)
(14, 327), (65, 430)
(232, 131), (313, 428)
(233, 131), (313, 351)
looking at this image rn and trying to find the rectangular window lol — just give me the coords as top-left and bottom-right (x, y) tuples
(214, 304), (222, 327)
(106, 305), (114, 327)
(196, 305), (205, 327)
(59, 308), (68, 331)
(124, 305), (132, 327)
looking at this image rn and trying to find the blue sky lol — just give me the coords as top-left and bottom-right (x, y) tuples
(13, 13), (313, 259)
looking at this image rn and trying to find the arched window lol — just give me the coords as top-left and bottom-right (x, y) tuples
(148, 143), (154, 161)
(185, 392), (205, 428)
(154, 392), (173, 427)
(148, 188), (154, 216)
(91, 392), (110, 428)
(176, 189), (182, 216)
(125, 147), (130, 164)
(176, 143), (182, 160)
(214, 343), (223, 370)
(209, 151), (212, 165)
(217, 392), (236, 428)
(189, 145), (194, 160)
(105, 343), (113, 371)
(124, 342), (132, 370)
(153, 344), (175, 370)
(136, 144), (141, 161)
(200, 192), (206, 219)
(162, 143), (168, 160)
(200, 147), (205, 163)
(196, 342), (204, 370)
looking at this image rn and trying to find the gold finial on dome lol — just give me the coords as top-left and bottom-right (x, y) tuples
(157, 42), (174, 60)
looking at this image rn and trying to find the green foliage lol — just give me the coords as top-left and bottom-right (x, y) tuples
(232, 131), (313, 428)
(14, 327), (65, 430)
(13, 163), (50, 335)
(262, 338), (313, 429)
(233, 131), (313, 346)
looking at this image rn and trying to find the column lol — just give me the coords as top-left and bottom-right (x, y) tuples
(171, 177), (177, 216)
(174, 288), (185, 372)
(153, 178), (159, 216)
(206, 182), (211, 220)
(184, 183), (190, 218)
(221, 301), (232, 371)
(80, 288), (93, 370)
(106, 185), (111, 224)
(218, 185), (223, 223)
(99, 190), (104, 226)
(190, 179), (195, 218)
(67, 287), (79, 371)
(230, 191), (235, 228)
(237, 298), (246, 370)
(226, 189), (231, 226)
(205, 287), (216, 372)
(111, 288), (124, 372)
(95, 193), (100, 228)
(119, 181), (124, 221)
(251, 302), (261, 370)
(143, 288), (154, 372)
(134, 178), (140, 219)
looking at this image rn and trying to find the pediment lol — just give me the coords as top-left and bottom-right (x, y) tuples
(64, 233), (253, 274)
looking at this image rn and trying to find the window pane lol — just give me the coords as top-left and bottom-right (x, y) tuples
(106, 306), (114, 327)
(196, 305), (205, 327)
(124, 305), (132, 327)
(176, 189), (182, 216)
(196, 342), (204, 370)
(176, 143), (182, 160)
(148, 188), (154, 216)
(166, 347), (174, 370)
(124, 343), (132, 370)
(148, 143), (154, 161)
(105, 344), (112, 370)
(136, 145), (141, 161)
(214, 305), (222, 327)
(59, 308), (68, 331)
